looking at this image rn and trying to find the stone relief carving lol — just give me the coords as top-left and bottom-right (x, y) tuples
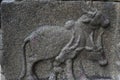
(18, 8), (110, 80)
(113, 43), (120, 80)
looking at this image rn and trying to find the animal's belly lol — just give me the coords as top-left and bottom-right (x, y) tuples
(30, 26), (72, 60)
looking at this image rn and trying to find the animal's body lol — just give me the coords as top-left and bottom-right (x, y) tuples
(18, 10), (110, 80)
(24, 25), (86, 60)
(19, 23), (87, 80)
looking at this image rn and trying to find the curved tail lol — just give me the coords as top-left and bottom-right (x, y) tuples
(18, 39), (30, 80)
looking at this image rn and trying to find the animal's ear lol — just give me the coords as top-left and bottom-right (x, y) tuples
(82, 18), (91, 24)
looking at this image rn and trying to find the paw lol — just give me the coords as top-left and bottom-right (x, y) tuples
(54, 67), (63, 73)
(26, 75), (38, 80)
(49, 73), (56, 80)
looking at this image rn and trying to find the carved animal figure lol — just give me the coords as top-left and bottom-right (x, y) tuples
(18, 9), (110, 80)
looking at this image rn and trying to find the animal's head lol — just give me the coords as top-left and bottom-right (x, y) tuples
(81, 9), (110, 30)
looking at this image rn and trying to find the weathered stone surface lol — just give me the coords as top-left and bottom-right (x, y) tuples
(3, 0), (120, 2)
(1, 1), (120, 80)
(0, 65), (6, 80)
(14, 0), (120, 2)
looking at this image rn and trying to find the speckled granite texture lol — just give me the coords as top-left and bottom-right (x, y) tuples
(1, 1), (120, 80)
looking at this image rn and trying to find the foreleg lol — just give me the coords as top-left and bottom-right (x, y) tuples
(65, 59), (75, 80)
(96, 30), (108, 66)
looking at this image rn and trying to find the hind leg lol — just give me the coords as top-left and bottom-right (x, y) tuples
(49, 61), (63, 80)
(65, 59), (75, 80)
(26, 58), (39, 80)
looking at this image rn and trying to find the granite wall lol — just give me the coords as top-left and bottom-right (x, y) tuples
(1, 0), (120, 80)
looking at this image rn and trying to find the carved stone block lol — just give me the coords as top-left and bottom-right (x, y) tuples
(1, 1), (120, 80)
